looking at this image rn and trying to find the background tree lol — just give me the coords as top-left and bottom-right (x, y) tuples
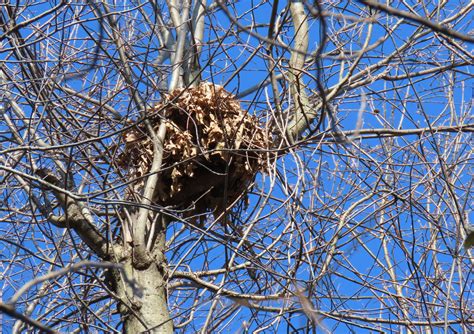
(0, 0), (473, 333)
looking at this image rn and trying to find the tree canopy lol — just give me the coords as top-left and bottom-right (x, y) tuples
(0, 1), (473, 333)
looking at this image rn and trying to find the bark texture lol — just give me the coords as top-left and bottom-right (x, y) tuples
(120, 263), (173, 333)
(116, 226), (173, 333)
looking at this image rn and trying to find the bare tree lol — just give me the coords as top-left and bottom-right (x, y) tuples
(0, 1), (473, 333)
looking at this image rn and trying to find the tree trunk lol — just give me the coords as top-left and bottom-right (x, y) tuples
(121, 264), (173, 333)
(116, 229), (173, 333)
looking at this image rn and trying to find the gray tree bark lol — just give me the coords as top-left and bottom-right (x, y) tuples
(116, 225), (173, 333)
(119, 263), (173, 333)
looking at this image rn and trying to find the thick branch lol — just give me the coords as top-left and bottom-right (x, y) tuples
(285, 1), (312, 143)
(184, 0), (206, 85)
(169, 0), (190, 90)
(133, 121), (167, 268)
(34, 169), (114, 260)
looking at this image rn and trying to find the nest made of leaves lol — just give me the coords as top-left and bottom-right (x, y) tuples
(117, 82), (270, 217)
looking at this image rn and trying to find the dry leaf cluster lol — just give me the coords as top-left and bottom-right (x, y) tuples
(118, 82), (270, 217)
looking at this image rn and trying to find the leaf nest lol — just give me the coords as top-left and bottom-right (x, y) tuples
(117, 82), (270, 217)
